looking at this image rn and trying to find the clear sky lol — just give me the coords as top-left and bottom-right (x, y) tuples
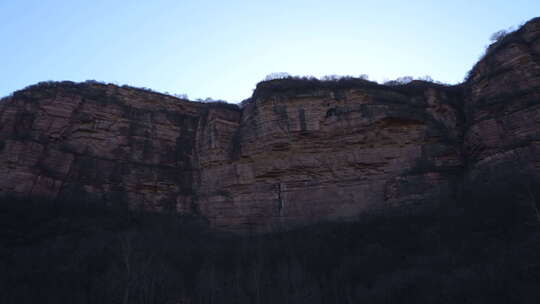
(1, 1), (539, 102)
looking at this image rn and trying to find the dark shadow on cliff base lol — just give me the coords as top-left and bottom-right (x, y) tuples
(1, 181), (540, 304)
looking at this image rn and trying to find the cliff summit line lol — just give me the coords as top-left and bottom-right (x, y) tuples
(1, 17), (539, 231)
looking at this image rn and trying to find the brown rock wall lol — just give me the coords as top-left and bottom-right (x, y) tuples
(2, 17), (540, 231)
(464, 17), (540, 189)
(0, 83), (205, 213)
(197, 85), (463, 230)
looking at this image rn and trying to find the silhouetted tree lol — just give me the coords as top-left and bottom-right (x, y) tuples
(264, 72), (291, 81)
(490, 29), (508, 42)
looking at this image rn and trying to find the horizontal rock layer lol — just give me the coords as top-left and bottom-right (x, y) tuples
(1, 17), (539, 231)
(198, 83), (464, 230)
(463, 18), (540, 197)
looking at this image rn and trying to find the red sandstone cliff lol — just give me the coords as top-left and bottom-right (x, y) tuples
(1, 17), (539, 231)
(463, 18), (540, 196)
(198, 81), (463, 230)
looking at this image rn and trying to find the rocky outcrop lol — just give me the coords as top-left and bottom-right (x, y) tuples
(198, 82), (464, 230)
(0, 81), (464, 231)
(0, 84), (210, 213)
(463, 17), (540, 198)
(1, 17), (539, 231)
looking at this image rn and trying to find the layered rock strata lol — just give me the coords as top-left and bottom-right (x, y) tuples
(1, 17), (539, 231)
(463, 18), (540, 192)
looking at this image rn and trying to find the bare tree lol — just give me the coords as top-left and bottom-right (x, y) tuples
(490, 30), (508, 42)
(120, 232), (135, 304)
(264, 72), (291, 81)
(358, 74), (369, 80)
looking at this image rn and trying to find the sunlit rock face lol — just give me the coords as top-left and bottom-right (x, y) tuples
(1, 17), (539, 231)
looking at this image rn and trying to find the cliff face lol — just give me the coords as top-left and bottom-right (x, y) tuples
(0, 84), (209, 213)
(1, 18), (539, 231)
(463, 18), (540, 195)
(198, 83), (463, 230)
(0, 81), (463, 231)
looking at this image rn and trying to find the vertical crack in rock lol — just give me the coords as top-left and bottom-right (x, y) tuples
(277, 182), (284, 217)
(298, 108), (307, 132)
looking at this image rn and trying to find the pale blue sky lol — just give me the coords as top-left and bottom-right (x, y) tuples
(1, 1), (539, 102)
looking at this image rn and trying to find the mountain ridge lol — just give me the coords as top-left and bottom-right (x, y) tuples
(1, 17), (539, 231)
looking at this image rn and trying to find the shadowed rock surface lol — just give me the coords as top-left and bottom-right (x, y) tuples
(1, 17), (539, 231)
